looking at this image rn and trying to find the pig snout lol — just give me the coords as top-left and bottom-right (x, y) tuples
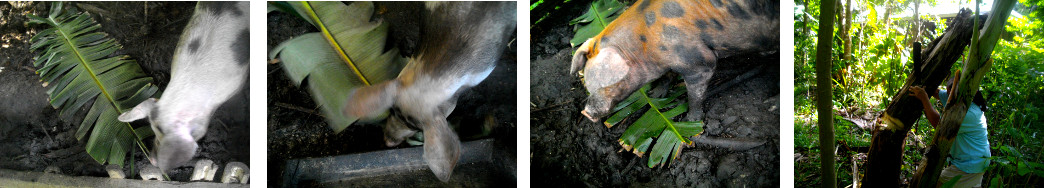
(382, 114), (417, 147)
(580, 107), (607, 123)
(153, 133), (198, 171)
(580, 94), (614, 122)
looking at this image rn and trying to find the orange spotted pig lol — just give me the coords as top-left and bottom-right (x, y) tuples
(571, 0), (778, 122)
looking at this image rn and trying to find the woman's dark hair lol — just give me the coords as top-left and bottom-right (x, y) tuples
(973, 91), (988, 112)
(945, 76), (988, 112)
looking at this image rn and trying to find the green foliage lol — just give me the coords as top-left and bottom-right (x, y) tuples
(27, 2), (158, 167)
(569, 0), (626, 48)
(796, 0), (1044, 186)
(607, 82), (704, 168)
(269, 1), (405, 133)
(531, 0), (544, 10)
(978, 9), (1044, 188)
(940, 174), (962, 188)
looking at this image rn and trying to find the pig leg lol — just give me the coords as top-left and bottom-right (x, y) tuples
(421, 115), (460, 182)
(682, 66), (715, 122)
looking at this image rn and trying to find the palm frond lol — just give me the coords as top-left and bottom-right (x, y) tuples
(269, 1), (405, 133)
(28, 2), (158, 167)
(609, 82), (704, 168)
(569, 0), (626, 48)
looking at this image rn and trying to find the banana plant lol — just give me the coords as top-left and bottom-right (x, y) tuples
(269, 1), (405, 133)
(27, 2), (158, 167)
(569, 0), (626, 48)
(605, 81), (704, 168)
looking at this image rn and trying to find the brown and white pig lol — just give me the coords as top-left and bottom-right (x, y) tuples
(571, 0), (779, 122)
(117, 2), (249, 172)
(342, 1), (516, 182)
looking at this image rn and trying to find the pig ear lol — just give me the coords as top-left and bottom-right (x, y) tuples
(583, 47), (630, 90)
(118, 98), (157, 122)
(571, 38), (596, 75)
(344, 80), (400, 119)
(422, 118), (460, 182)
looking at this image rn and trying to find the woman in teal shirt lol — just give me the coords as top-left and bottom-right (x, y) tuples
(909, 72), (991, 188)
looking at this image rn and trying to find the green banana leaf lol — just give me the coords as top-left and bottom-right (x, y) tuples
(269, 1), (405, 133)
(569, 0), (626, 48)
(27, 2), (158, 167)
(609, 83), (704, 168)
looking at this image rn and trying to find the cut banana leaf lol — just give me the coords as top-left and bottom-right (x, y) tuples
(27, 2), (157, 167)
(569, 0), (626, 48)
(604, 85), (649, 128)
(608, 81), (703, 168)
(270, 1), (404, 133)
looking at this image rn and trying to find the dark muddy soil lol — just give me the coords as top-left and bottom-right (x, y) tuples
(266, 2), (517, 187)
(0, 2), (249, 181)
(529, 1), (780, 187)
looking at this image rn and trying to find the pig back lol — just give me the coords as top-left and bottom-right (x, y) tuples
(412, 1), (516, 77)
(165, 2), (249, 108)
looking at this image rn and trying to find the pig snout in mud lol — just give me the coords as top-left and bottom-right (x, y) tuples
(118, 2), (249, 171)
(571, 0), (779, 122)
(343, 1), (515, 182)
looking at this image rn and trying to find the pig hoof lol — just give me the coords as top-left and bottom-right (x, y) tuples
(105, 164), (124, 179)
(190, 159), (219, 181)
(221, 162), (249, 184)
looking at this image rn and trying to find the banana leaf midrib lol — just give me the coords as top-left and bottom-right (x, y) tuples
(50, 15), (122, 113)
(43, 11), (151, 162)
(593, 2), (607, 30)
(301, 1), (371, 86)
(638, 87), (692, 145)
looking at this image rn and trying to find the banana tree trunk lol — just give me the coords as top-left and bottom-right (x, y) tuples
(911, 1), (1016, 187)
(861, 8), (985, 187)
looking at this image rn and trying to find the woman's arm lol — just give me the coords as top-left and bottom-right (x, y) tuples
(909, 86), (940, 128)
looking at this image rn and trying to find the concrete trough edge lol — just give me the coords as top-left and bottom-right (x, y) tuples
(282, 138), (496, 187)
(0, 168), (247, 188)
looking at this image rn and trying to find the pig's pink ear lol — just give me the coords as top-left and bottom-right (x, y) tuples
(571, 38), (596, 75)
(344, 80), (400, 119)
(118, 98), (157, 122)
(583, 47), (630, 90)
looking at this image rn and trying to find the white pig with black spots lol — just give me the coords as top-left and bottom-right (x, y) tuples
(118, 1), (249, 172)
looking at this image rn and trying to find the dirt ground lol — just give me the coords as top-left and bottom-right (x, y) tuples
(0, 2), (249, 181)
(266, 2), (517, 186)
(529, 0), (781, 187)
